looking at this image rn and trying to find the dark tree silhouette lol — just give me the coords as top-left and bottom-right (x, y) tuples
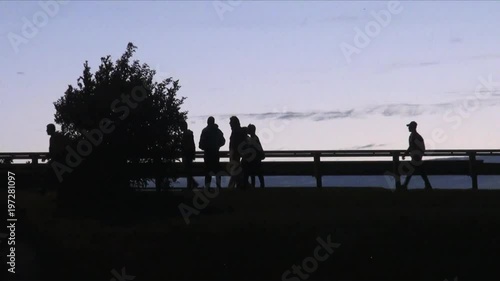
(53, 42), (187, 191)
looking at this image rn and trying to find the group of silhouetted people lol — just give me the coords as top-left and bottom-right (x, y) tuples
(44, 118), (433, 191)
(180, 116), (265, 190)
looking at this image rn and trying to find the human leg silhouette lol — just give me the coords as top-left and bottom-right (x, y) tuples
(204, 175), (212, 188)
(418, 163), (433, 190)
(216, 175), (222, 189)
(258, 174), (265, 188)
(403, 155), (432, 190)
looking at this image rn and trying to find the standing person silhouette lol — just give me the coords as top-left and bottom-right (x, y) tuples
(199, 117), (225, 189)
(46, 124), (67, 164)
(180, 120), (198, 189)
(44, 124), (69, 198)
(228, 116), (247, 189)
(402, 121), (433, 190)
(242, 124), (265, 188)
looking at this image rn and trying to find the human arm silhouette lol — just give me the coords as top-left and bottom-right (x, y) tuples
(218, 129), (225, 148)
(188, 130), (196, 160)
(403, 133), (425, 160)
(402, 149), (409, 160)
(199, 129), (207, 151)
(256, 136), (265, 160)
(402, 137), (412, 160)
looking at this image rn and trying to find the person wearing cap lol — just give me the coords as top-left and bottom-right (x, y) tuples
(402, 121), (433, 190)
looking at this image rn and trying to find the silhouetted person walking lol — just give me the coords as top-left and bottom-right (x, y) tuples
(228, 116), (248, 189)
(402, 121), (432, 190)
(181, 120), (198, 189)
(242, 124), (265, 188)
(199, 117), (225, 189)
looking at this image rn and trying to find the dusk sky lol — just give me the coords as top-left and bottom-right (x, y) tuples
(1, 1), (500, 153)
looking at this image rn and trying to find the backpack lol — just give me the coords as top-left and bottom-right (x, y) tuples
(246, 136), (265, 161)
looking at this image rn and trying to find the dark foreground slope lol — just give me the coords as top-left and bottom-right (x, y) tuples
(8, 188), (500, 280)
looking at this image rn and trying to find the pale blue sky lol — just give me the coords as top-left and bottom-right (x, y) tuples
(1, 1), (500, 152)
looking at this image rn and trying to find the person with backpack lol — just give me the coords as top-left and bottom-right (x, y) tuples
(241, 124), (265, 188)
(199, 117), (225, 189)
(402, 121), (433, 190)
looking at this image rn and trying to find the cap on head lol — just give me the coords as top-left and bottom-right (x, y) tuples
(406, 121), (417, 128)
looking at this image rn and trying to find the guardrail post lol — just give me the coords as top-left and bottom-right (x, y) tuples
(392, 152), (402, 190)
(154, 156), (162, 192)
(313, 153), (322, 188)
(468, 152), (478, 190)
(31, 154), (38, 166)
(29, 154), (39, 187)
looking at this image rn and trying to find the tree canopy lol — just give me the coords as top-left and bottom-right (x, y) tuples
(54, 42), (186, 161)
(53, 43), (187, 189)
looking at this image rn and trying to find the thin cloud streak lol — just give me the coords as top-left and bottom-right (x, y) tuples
(193, 96), (500, 122)
(348, 143), (387, 150)
(383, 53), (500, 72)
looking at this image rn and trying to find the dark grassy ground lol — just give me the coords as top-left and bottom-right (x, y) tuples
(6, 187), (500, 280)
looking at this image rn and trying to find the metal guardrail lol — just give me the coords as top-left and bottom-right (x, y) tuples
(2, 149), (500, 161)
(1, 150), (499, 190)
